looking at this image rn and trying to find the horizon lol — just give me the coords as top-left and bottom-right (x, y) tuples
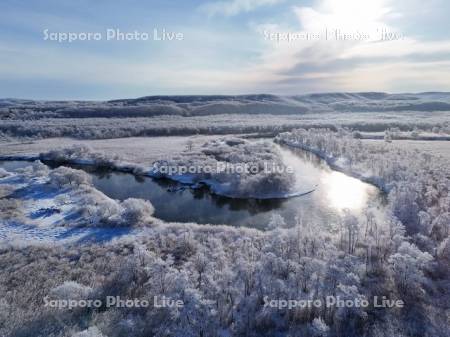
(4, 90), (450, 102)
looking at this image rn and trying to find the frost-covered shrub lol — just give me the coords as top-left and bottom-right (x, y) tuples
(309, 317), (330, 337)
(17, 160), (49, 178)
(49, 166), (92, 188)
(78, 190), (123, 227)
(0, 168), (9, 178)
(267, 213), (287, 230)
(42, 145), (93, 162)
(131, 164), (148, 175)
(41, 145), (118, 167)
(0, 184), (15, 198)
(233, 170), (294, 197)
(49, 281), (92, 300)
(72, 327), (106, 337)
(121, 198), (154, 226)
(31, 160), (50, 176)
(0, 198), (23, 219)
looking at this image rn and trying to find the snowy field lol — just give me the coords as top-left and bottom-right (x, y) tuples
(1, 135), (448, 165)
(0, 135), (220, 165)
(362, 139), (450, 162)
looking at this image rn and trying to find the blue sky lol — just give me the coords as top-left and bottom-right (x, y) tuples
(1, 0), (450, 99)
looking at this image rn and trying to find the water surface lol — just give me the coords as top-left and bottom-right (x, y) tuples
(0, 147), (383, 229)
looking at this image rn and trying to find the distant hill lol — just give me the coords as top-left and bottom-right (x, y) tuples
(2, 92), (450, 119)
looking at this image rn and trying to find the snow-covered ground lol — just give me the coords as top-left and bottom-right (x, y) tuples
(357, 131), (450, 140)
(3, 135), (447, 172)
(362, 139), (450, 162)
(0, 162), (159, 243)
(0, 136), (220, 165)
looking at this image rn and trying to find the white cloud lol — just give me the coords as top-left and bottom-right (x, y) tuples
(236, 0), (450, 92)
(200, 0), (282, 17)
(2, 0), (450, 96)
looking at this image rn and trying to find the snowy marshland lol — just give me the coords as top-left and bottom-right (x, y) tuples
(0, 94), (449, 337)
(1, 93), (450, 141)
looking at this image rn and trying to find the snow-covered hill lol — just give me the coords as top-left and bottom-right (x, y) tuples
(2, 92), (450, 119)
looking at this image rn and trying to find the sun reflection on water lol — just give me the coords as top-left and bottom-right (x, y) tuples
(320, 171), (370, 211)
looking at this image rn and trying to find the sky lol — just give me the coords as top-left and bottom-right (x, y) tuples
(1, 0), (450, 99)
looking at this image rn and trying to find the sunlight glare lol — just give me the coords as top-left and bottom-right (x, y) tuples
(321, 171), (369, 211)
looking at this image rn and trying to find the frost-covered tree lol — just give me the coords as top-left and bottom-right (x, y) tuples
(267, 213), (287, 230)
(388, 242), (433, 297)
(384, 130), (393, 143)
(49, 166), (92, 188)
(309, 317), (330, 337)
(342, 210), (360, 254)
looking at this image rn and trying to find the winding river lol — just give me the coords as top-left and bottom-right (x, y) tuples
(0, 145), (384, 230)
